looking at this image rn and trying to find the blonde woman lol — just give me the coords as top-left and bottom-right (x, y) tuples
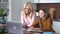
(21, 2), (35, 29)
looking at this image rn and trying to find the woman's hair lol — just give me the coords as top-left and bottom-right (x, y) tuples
(39, 8), (50, 18)
(22, 2), (34, 16)
(23, 2), (33, 11)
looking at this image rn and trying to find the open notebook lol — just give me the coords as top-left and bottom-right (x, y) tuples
(26, 28), (42, 33)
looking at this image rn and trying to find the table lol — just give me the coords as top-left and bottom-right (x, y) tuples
(1, 31), (60, 34)
(1, 28), (60, 34)
(23, 28), (60, 34)
(23, 31), (60, 34)
(23, 28), (42, 34)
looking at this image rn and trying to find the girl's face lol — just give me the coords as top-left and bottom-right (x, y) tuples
(39, 10), (45, 18)
(25, 4), (31, 14)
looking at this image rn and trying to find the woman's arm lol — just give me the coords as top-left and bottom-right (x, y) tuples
(31, 17), (39, 27)
(21, 12), (27, 26)
(30, 17), (39, 30)
(28, 12), (35, 27)
(21, 12), (28, 29)
(21, 12), (24, 25)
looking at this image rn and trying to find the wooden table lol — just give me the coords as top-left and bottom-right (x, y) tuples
(23, 28), (60, 34)
(23, 28), (42, 34)
(1, 32), (60, 34)
(1, 28), (60, 34)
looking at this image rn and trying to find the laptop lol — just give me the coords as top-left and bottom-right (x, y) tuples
(6, 21), (23, 34)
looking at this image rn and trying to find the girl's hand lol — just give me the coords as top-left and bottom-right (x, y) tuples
(30, 26), (34, 30)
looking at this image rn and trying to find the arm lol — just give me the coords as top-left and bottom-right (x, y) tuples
(31, 17), (39, 27)
(28, 13), (35, 27)
(21, 12), (24, 25)
(21, 12), (26, 26)
(30, 17), (39, 30)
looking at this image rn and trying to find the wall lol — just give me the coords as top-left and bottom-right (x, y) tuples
(9, 0), (30, 21)
(11, 0), (22, 21)
(8, 0), (37, 22)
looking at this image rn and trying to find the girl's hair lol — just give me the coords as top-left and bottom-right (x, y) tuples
(23, 2), (34, 16)
(39, 8), (50, 18)
(23, 2), (33, 11)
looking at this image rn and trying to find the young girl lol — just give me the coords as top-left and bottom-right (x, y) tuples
(21, 2), (35, 29)
(31, 9), (55, 32)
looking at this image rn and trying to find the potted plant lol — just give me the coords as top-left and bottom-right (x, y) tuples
(0, 8), (8, 33)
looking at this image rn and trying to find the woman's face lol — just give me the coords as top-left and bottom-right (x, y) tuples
(39, 10), (45, 18)
(25, 4), (31, 14)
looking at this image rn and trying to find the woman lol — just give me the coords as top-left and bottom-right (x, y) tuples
(31, 9), (55, 32)
(21, 2), (35, 29)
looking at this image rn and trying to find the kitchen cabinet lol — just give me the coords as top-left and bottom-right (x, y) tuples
(39, 0), (48, 3)
(31, 0), (59, 3)
(46, 0), (58, 3)
(31, 0), (38, 3)
(58, 0), (60, 3)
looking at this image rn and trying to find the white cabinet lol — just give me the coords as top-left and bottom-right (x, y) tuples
(39, 0), (58, 3)
(31, 0), (38, 3)
(58, 0), (60, 3)
(39, 0), (48, 3)
(31, 0), (59, 3)
(47, 0), (58, 3)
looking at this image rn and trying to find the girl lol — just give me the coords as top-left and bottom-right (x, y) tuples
(21, 2), (35, 29)
(31, 9), (55, 32)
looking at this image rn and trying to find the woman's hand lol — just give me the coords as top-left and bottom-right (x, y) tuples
(30, 26), (34, 30)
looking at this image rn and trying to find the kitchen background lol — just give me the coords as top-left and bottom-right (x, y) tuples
(0, 0), (60, 33)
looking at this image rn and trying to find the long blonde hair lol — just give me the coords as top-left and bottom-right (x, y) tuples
(23, 2), (33, 11)
(22, 2), (34, 18)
